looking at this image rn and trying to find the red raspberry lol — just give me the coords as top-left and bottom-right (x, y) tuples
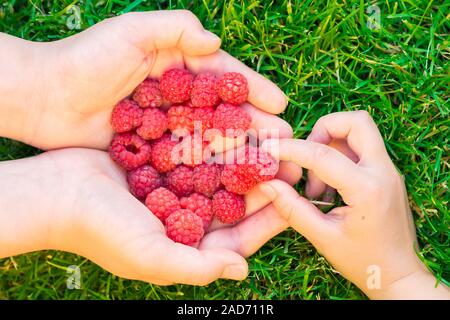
(246, 146), (278, 182)
(220, 164), (257, 194)
(213, 103), (251, 137)
(160, 68), (193, 103)
(178, 134), (210, 167)
(150, 134), (179, 173)
(145, 187), (180, 224)
(192, 164), (222, 197)
(111, 99), (143, 133)
(192, 107), (214, 135)
(132, 79), (163, 108)
(212, 190), (245, 224)
(191, 73), (220, 108)
(160, 174), (168, 188)
(165, 209), (204, 246)
(166, 165), (194, 197)
(109, 132), (151, 170)
(217, 72), (249, 105)
(127, 165), (163, 200)
(220, 146), (278, 194)
(136, 108), (167, 140)
(167, 105), (194, 134)
(180, 193), (213, 229)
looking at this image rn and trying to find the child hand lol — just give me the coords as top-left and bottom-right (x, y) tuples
(1, 10), (289, 150)
(0, 148), (293, 285)
(260, 111), (450, 299)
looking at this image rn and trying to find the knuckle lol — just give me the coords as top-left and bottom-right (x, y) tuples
(356, 110), (373, 123)
(283, 123), (294, 139)
(313, 116), (327, 131)
(177, 10), (199, 24)
(364, 178), (384, 199)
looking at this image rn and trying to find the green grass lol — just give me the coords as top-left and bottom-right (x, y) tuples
(0, 0), (448, 300)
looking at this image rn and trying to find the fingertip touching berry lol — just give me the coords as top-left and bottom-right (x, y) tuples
(251, 147), (279, 182)
(220, 146), (278, 194)
(220, 164), (256, 194)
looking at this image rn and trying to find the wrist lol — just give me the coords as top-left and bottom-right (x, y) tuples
(0, 33), (57, 147)
(0, 154), (63, 257)
(367, 268), (450, 300)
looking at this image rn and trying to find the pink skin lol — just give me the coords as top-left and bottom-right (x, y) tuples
(0, 11), (289, 150)
(0, 149), (294, 285)
(3, 11), (443, 297)
(0, 11), (301, 285)
(260, 111), (450, 300)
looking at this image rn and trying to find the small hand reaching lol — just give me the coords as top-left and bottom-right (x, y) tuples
(260, 111), (450, 299)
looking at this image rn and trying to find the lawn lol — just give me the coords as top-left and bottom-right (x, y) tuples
(0, 0), (448, 300)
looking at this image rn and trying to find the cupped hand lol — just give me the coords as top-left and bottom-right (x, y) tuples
(26, 10), (289, 150)
(37, 148), (294, 285)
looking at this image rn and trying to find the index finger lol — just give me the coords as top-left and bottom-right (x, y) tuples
(185, 50), (287, 114)
(262, 139), (366, 205)
(308, 111), (388, 162)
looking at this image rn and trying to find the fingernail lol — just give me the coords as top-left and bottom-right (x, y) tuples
(221, 264), (247, 280)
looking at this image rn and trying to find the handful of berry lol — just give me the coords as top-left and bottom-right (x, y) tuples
(109, 68), (278, 246)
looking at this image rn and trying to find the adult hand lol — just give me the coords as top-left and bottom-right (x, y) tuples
(259, 111), (450, 299)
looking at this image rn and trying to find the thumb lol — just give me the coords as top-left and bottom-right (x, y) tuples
(258, 179), (332, 242)
(115, 10), (221, 56)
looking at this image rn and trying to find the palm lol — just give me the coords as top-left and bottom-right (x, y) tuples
(57, 148), (295, 285)
(43, 11), (290, 150)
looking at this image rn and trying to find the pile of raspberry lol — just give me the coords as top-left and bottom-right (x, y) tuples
(109, 68), (278, 246)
